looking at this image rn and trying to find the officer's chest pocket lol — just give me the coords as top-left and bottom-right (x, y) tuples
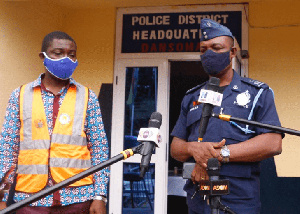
(220, 106), (253, 145)
(186, 105), (222, 127)
(186, 105), (203, 128)
(223, 104), (251, 119)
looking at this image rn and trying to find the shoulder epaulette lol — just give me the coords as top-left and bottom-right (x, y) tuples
(185, 82), (206, 95)
(241, 77), (269, 89)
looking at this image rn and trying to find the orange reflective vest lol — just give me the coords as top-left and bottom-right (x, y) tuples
(16, 83), (93, 193)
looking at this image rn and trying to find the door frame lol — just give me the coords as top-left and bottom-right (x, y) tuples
(109, 59), (169, 214)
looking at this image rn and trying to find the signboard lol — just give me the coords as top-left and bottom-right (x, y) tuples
(122, 11), (242, 53)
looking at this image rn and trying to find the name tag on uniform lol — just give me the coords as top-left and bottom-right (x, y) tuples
(198, 89), (223, 106)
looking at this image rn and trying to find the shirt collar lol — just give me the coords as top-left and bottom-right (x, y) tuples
(30, 73), (77, 89)
(228, 70), (242, 92)
(221, 70), (242, 101)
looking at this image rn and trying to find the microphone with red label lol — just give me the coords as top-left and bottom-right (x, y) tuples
(137, 112), (162, 178)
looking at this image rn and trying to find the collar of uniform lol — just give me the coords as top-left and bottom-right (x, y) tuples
(221, 70), (242, 101)
(29, 73), (77, 89)
(229, 70), (242, 92)
(198, 71), (241, 94)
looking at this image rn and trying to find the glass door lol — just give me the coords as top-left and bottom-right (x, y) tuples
(109, 59), (169, 214)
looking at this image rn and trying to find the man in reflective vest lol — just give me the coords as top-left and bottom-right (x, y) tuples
(0, 31), (109, 214)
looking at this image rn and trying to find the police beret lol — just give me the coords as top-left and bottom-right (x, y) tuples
(200, 18), (234, 42)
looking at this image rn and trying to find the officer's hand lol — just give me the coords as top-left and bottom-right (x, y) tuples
(213, 139), (226, 163)
(189, 139), (225, 168)
(191, 163), (208, 183)
(212, 139), (226, 150)
(213, 139), (226, 162)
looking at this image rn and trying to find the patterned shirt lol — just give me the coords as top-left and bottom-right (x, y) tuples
(0, 74), (110, 206)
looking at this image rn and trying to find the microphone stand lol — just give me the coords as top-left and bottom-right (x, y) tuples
(0, 144), (144, 214)
(206, 158), (236, 214)
(208, 195), (236, 214)
(217, 202), (236, 214)
(211, 113), (300, 136)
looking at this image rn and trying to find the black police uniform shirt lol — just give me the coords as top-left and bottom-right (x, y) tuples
(171, 71), (282, 213)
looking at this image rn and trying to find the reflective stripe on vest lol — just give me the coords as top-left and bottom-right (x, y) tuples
(16, 83), (93, 193)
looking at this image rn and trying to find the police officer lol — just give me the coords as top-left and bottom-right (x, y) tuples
(170, 19), (283, 214)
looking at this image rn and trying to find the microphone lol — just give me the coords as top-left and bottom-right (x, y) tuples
(138, 112), (162, 178)
(182, 77), (222, 179)
(198, 77), (221, 142)
(207, 158), (221, 214)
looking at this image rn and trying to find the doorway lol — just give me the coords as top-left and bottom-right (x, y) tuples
(167, 61), (208, 214)
(168, 61), (208, 170)
(109, 59), (169, 214)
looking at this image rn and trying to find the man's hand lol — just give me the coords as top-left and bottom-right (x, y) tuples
(0, 202), (6, 210)
(189, 139), (225, 168)
(89, 200), (106, 214)
(0, 179), (11, 210)
(191, 163), (209, 184)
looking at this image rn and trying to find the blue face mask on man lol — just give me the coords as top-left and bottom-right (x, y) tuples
(200, 49), (231, 76)
(43, 52), (78, 80)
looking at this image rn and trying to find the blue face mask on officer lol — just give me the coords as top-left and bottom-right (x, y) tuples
(200, 49), (231, 75)
(42, 52), (78, 80)
(200, 18), (234, 76)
